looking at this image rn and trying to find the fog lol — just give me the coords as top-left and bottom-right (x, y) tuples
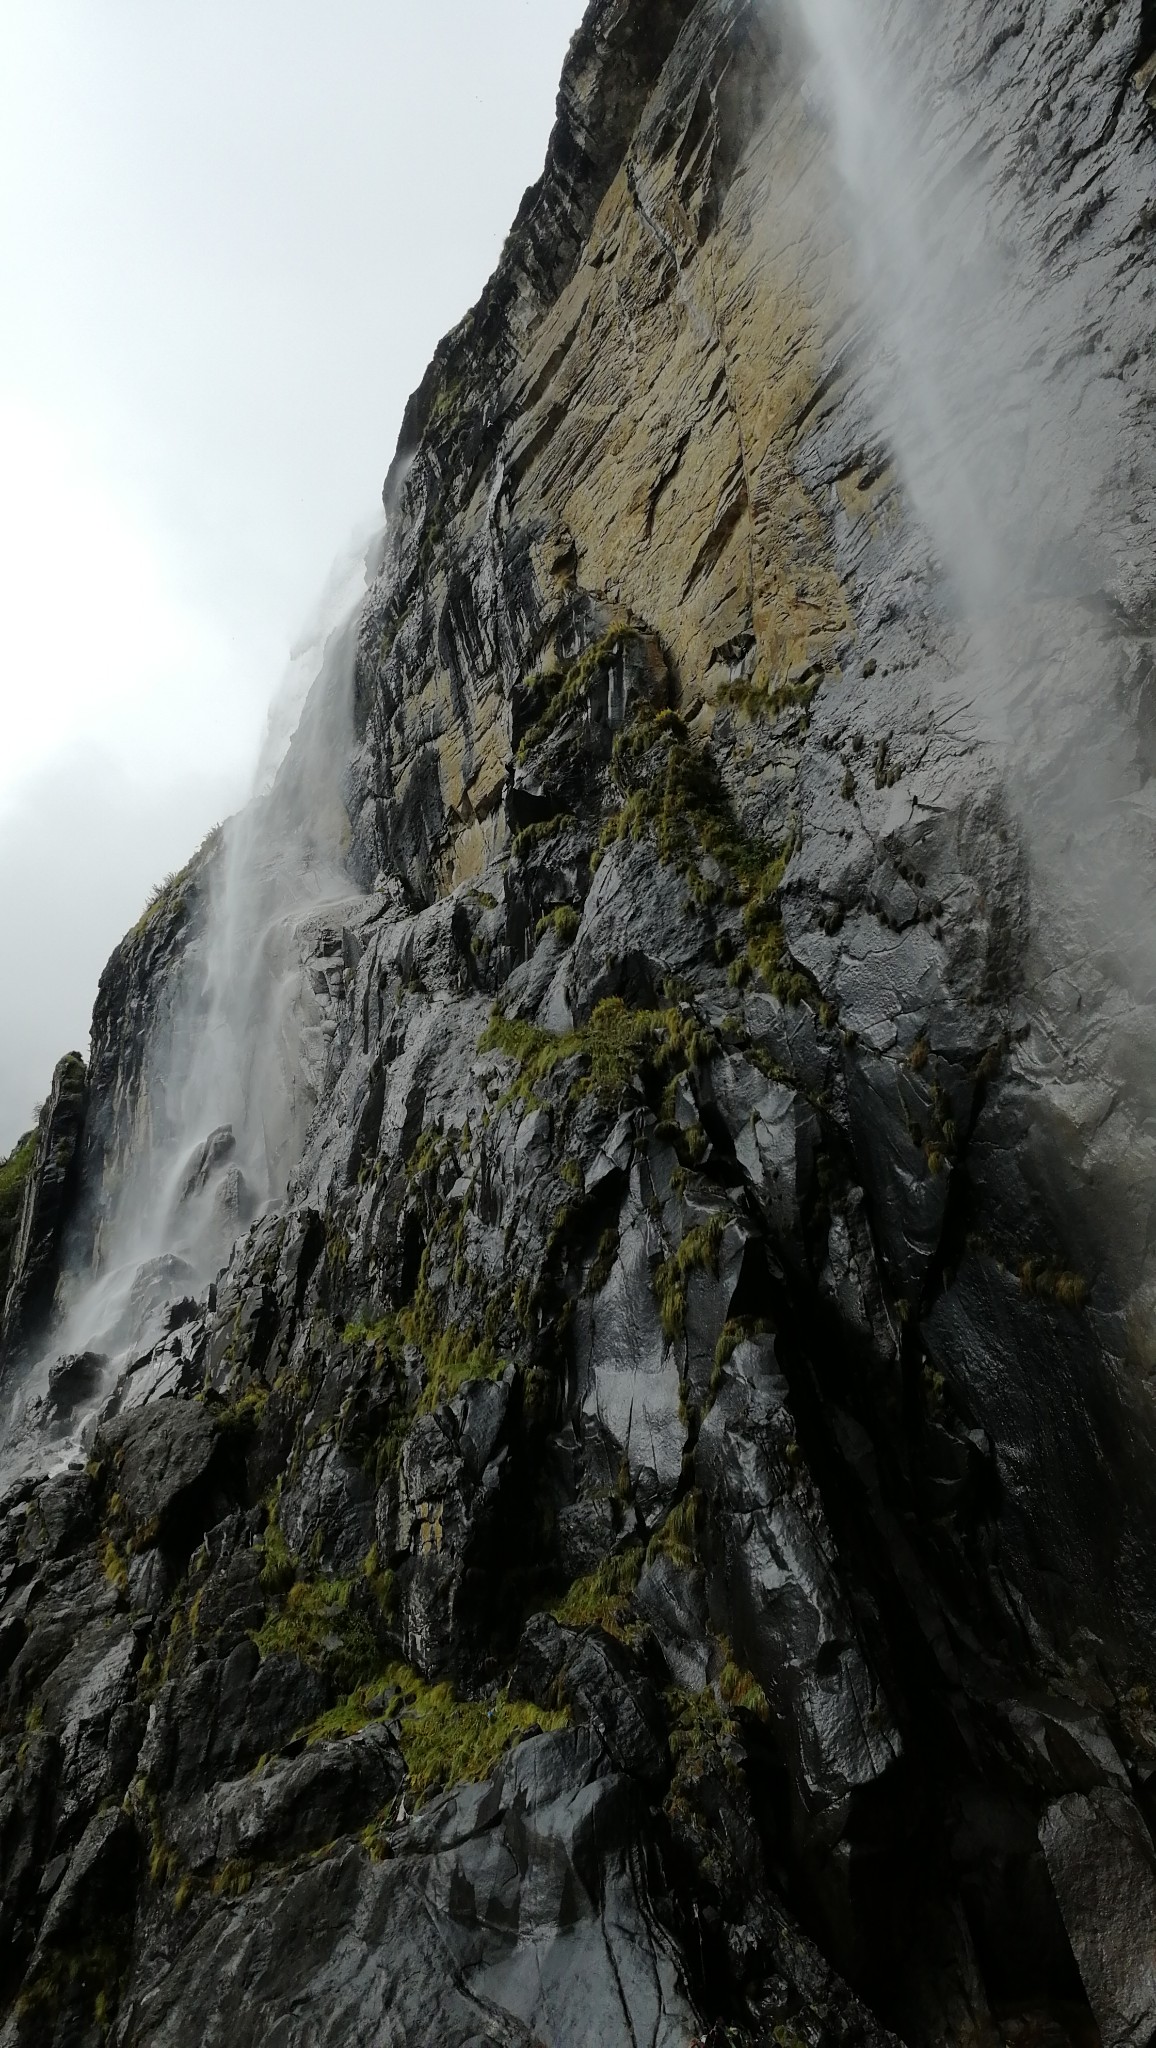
(794, 0), (1156, 1302)
(0, 0), (584, 1150)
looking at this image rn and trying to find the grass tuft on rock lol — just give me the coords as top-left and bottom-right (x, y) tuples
(480, 997), (715, 1115)
(646, 1491), (700, 1571)
(304, 1659), (567, 1806)
(551, 1545), (643, 1640)
(596, 708), (815, 1006)
(654, 1215), (729, 1341)
(515, 630), (631, 762)
(0, 1126), (36, 1300)
(253, 1571), (387, 1694)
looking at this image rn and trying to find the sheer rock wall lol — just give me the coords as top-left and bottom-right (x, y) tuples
(2, 2), (1155, 2043)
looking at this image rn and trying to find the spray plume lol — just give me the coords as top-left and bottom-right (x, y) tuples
(791, 0), (1156, 1306)
(0, 529), (381, 1486)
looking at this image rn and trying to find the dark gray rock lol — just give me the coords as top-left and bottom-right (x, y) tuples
(1040, 1788), (1156, 2048)
(141, 1646), (327, 1807)
(696, 1335), (903, 1810)
(1, 0), (1154, 2041)
(98, 1396), (223, 1548)
(558, 1628), (668, 1783)
(0, 1052), (87, 1366)
(121, 1729), (698, 2048)
(280, 1442), (376, 1578)
(33, 1804), (137, 1955)
(168, 1723), (403, 1874)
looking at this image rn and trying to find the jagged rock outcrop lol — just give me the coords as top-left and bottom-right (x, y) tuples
(0, 1057), (87, 1369)
(2, 1), (1156, 2044)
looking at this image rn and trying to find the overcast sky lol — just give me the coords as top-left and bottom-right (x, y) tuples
(0, 0), (584, 1151)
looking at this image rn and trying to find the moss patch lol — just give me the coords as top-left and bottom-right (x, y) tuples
(516, 630), (631, 762)
(717, 672), (821, 723)
(597, 708), (816, 1007)
(1018, 1259), (1089, 1311)
(653, 1215), (729, 1342)
(304, 1659), (567, 1806)
(132, 822), (221, 939)
(535, 904), (581, 946)
(480, 997), (714, 1115)
(551, 1545), (643, 1640)
(400, 1255), (508, 1414)
(0, 1126), (36, 1300)
(646, 1491), (699, 1571)
(253, 1575), (383, 1694)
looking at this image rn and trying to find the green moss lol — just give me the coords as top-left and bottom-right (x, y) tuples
(512, 812), (574, 858)
(210, 1859), (255, 1899)
(213, 1383), (270, 1435)
(0, 1126), (36, 1300)
(596, 708), (815, 1007)
(717, 673), (821, 722)
(394, 1668), (567, 1802)
(479, 996), (714, 1115)
(516, 630), (630, 762)
(666, 1683), (732, 1778)
(304, 1659), (567, 1806)
(1019, 1259), (1089, 1310)
(588, 1227), (620, 1296)
(341, 1315), (396, 1352)
(646, 1491), (699, 1571)
(258, 1500), (296, 1596)
(253, 1575), (381, 1694)
(362, 1543), (396, 1619)
(535, 904), (581, 946)
(551, 1545), (643, 1640)
(133, 823), (221, 939)
(718, 1647), (770, 1721)
(654, 1214), (728, 1342)
(399, 1254), (507, 1414)
(15, 1939), (126, 2026)
(101, 1535), (129, 1591)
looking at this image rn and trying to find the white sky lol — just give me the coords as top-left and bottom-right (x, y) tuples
(0, 0), (584, 1150)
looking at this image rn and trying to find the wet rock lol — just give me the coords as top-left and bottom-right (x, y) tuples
(169, 1723), (403, 1874)
(141, 1646), (327, 1806)
(0, 1052), (87, 1365)
(510, 1610), (570, 1706)
(392, 1374), (515, 1678)
(280, 1442), (376, 1578)
(177, 1125), (237, 1205)
(33, 1804), (137, 1955)
(1040, 1788), (1156, 2048)
(98, 1396), (224, 1549)
(122, 1728), (698, 2048)
(558, 1628), (668, 1783)
(15, 1468), (97, 1566)
(2, 0), (1155, 2038)
(696, 1335), (902, 1809)
(634, 1551), (711, 1692)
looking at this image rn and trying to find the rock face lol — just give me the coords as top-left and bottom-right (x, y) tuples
(0, 1056), (87, 1368)
(1, 1), (1155, 2044)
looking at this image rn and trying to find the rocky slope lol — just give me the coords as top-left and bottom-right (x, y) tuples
(2, 1), (1156, 2043)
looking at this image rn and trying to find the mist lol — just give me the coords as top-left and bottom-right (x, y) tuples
(0, 0), (585, 1151)
(793, 0), (1156, 1300)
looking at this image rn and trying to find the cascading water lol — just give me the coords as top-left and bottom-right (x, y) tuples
(790, 0), (1156, 1305)
(0, 528), (382, 1486)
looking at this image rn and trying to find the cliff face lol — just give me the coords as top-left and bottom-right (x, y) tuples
(2, 3), (1156, 2044)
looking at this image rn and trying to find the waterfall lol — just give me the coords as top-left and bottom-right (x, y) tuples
(0, 528), (381, 1484)
(791, 0), (1156, 1300)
